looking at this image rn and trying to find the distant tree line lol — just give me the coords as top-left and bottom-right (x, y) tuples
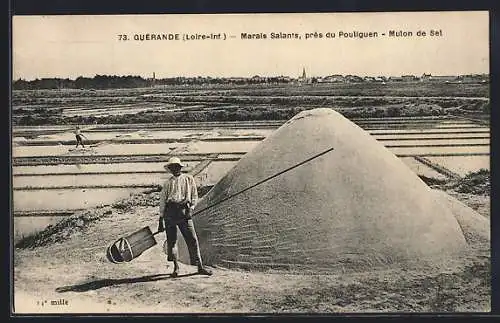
(12, 75), (293, 90)
(13, 75), (150, 90)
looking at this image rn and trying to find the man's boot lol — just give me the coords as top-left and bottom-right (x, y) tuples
(198, 266), (213, 276)
(197, 259), (213, 276)
(171, 259), (180, 278)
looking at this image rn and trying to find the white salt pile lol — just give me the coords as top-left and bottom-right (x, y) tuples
(433, 190), (490, 245)
(179, 108), (484, 272)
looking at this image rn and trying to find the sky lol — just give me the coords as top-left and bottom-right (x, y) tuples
(12, 11), (489, 80)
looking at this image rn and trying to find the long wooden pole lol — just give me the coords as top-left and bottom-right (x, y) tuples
(153, 146), (334, 236)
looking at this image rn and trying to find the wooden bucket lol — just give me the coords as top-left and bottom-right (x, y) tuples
(106, 226), (158, 264)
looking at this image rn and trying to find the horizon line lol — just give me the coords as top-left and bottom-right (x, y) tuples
(13, 72), (490, 82)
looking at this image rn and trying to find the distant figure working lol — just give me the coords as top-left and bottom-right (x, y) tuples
(74, 126), (87, 148)
(158, 157), (213, 277)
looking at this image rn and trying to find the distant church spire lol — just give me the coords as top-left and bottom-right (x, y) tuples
(301, 67), (307, 79)
(150, 72), (156, 88)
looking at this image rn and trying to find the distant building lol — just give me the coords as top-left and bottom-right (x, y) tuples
(344, 75), (363, 83)
(148, 72), (157, 87)
(298, 67), (308, 83)
(298, 67), (310, 83)
(420, 74), (457, 82)
(227, 77), (246, 84)
(421, 73), (432, 81)
(401, 75), (417, 82)
(429, 75), (458, 82)
(319, 74), (345, 83)
(388, 76), (404, 82)
(458, 74), (488, 83)
(251, 75), (265, 82)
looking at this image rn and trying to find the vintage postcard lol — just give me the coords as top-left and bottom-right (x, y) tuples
(11, 11), (490, 314)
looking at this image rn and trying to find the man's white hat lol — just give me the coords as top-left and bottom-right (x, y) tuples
(164, 157), (185, 169)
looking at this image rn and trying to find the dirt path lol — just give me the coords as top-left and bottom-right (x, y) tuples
(13, 191), (491, 313)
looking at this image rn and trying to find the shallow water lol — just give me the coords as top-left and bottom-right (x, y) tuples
(13, 216), (67, 244)
(12, 162), (175, 175)
(369, 127), (489, 134)
(12, 145), (69, 157)
(389, 146), (489, 156)
(186, 141), (261, 154)
(426, 156), (490, 176)
(12, 173), (166, 189)
(13, 143), (182, 157)
(399, 157), (447, 180)
(14, 128), (275, 143)
(378, 138), (489, 147)
(195, 161), (238, 186)
(13, 187), (145, 212)
(372, 133), (489, 140)
(27, 130), (197, 141)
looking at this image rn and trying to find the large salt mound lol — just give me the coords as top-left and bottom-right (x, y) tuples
(432, 190), (490, 245)
(180, 108), (468, 272)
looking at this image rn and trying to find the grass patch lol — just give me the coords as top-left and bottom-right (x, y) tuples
(447, 169), (490, 195)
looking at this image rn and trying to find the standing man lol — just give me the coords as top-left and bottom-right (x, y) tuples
(74, 126), (87, 148)
(158, 157), (213, 277)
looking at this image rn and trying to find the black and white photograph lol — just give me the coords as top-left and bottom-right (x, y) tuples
(11, 11), (491, 313)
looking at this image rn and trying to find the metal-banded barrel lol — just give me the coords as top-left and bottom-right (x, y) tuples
(106, 226), (158, 264)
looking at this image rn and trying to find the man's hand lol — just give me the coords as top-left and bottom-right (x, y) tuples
(157, 216), (165, 233)
(185, 207), (192, 219)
